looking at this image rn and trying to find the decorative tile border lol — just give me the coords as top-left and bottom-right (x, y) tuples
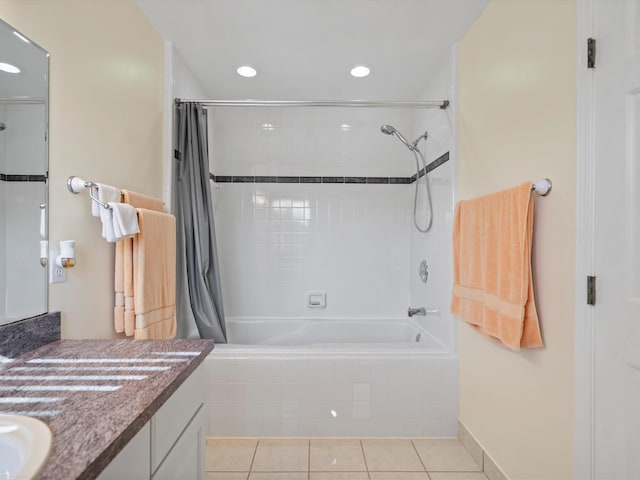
(0, 173), (47, 183)
(211, 151), (449, 185)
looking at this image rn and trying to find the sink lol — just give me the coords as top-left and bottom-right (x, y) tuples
(0, 415), (52, 479)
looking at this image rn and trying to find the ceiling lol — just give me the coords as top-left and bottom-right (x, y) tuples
(136, 0), (488, 101)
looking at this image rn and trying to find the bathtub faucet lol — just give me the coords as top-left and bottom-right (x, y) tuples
(407, 307), (426, 317)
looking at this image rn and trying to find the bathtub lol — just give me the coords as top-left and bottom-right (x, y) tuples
(205, 317), (458, 437)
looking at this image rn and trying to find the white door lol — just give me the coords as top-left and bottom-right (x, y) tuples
(592, 0), (640, 477)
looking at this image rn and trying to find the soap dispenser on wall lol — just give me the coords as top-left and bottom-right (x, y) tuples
(56, 240), (76, 268)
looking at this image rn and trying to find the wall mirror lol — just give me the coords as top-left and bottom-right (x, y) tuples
(0, 18), (49, 325)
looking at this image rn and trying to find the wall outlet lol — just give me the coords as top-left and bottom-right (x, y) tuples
(49, 251), (66, 284)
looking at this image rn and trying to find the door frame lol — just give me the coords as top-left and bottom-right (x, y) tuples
(575, 0), (596, 477)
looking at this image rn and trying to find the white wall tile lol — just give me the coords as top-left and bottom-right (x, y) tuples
(215, 183), (411, 318)
(4, 181), (46, 319)
(206, 350), (457, 437)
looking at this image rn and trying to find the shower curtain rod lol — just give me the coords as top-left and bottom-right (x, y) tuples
(175, 99), (449, 109)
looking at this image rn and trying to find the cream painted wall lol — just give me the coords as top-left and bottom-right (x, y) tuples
(457, 1), (576, 478)
(0, 1), (164, 339)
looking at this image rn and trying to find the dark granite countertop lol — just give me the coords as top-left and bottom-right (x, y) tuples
(0, 338), (214, 480)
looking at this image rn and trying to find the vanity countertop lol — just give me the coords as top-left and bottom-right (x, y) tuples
(0, 338), (214, 480)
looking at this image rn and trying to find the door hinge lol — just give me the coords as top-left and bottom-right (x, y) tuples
(587, 38), (596, 68)
(587, 275), (596, 305)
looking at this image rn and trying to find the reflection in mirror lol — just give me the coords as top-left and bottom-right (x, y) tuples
(0, 19), (49, 325)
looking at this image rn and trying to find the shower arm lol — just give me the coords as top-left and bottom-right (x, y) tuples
(411, 131), (428, 150)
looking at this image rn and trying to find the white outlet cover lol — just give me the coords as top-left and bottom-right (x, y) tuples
(49, 252), (66, 284)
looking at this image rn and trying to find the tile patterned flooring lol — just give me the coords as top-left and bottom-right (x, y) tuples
(206, 438), (488, 480)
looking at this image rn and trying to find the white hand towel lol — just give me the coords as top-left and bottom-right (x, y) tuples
(91, 184), (121, 217)
(101, 207), (116, 242)
(110, 203), (140, 240)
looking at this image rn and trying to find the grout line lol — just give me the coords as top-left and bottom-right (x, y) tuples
(410, 439), (430, 475)
(247, 438), (259, 475)
(307, 438), (310, 480)
(359, 438), (371, 479)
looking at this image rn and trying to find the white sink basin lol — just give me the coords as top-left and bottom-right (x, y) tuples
(0, 415), (52, 479)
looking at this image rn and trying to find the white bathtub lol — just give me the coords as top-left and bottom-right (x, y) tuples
(225, 317), (447, 349)
(206, 317), (458, 437)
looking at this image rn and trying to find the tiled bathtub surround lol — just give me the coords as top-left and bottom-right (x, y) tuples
(206, 349), (458, 437)
(214, 183), (411, 319)
(0, 312), (60, 358)
(207, 52), (459, 443)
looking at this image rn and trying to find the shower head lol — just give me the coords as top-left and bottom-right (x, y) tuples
(0, 122), (5, 132)
(380, 124), (396, 136)
(380, 124), (414, 151)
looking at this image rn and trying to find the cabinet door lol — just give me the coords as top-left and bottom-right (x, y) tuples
(96, 423), (151, 480)
(152, 405), (206, 480)
(151, 365), (205, 472)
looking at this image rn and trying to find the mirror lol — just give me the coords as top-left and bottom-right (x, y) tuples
(0, 19), (49, 324)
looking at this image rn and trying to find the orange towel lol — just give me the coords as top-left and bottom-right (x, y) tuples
(133, 208), (176, 340)
(450, 182), (543, 350)
(114, 240), (125, 333)
(114, 190), (164, 335)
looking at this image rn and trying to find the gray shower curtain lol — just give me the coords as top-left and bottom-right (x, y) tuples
(174, 102), (227, 342)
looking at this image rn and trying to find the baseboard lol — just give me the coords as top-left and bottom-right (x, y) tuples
(458, 421), (508, 480)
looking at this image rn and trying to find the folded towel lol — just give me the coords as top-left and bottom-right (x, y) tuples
(450, 182), (543, 350)
(91, 183), (120, 217)
(101, 207), (116, 242)
(110, 203), (140, 240)
(114, 240), (125, 333)
(132, 208), (176, 340)
(121, 189), (164, 212)
(124, 237), (136, 336)
(114, 190), (164, 335)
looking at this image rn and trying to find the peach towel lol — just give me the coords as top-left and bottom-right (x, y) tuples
(133, 208), (176, 339)
(114, 190), (164, 335)
(450, 182), (543, 350)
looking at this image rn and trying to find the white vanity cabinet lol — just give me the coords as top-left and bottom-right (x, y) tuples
(97, 365), (206, 480)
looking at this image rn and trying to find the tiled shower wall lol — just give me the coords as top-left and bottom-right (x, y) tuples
(0, 104), (47, 321)
(409, 52), (457, 351)
(214, 182), (411, 318)
(210, 52), (456, 336)
(210, 106), (418, 320)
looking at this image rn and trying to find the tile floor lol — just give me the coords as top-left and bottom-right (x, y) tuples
(206, 438), (488, 480)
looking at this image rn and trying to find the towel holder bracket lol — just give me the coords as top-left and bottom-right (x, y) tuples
(531, 178), (552, 196)
(67, 175), (111, 209)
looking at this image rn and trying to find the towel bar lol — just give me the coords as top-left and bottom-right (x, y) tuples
(531, 178), (552, 196)
(67, 176), (111, 209)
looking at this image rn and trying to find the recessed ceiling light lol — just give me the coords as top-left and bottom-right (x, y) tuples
(340, 124), (352, 131)
(0, 62), (20, 74)
(261, 123), (275, 131)
(12, 31), (30, 43)
(350, 65), (371, 78)
(237, 65), (257, 78)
